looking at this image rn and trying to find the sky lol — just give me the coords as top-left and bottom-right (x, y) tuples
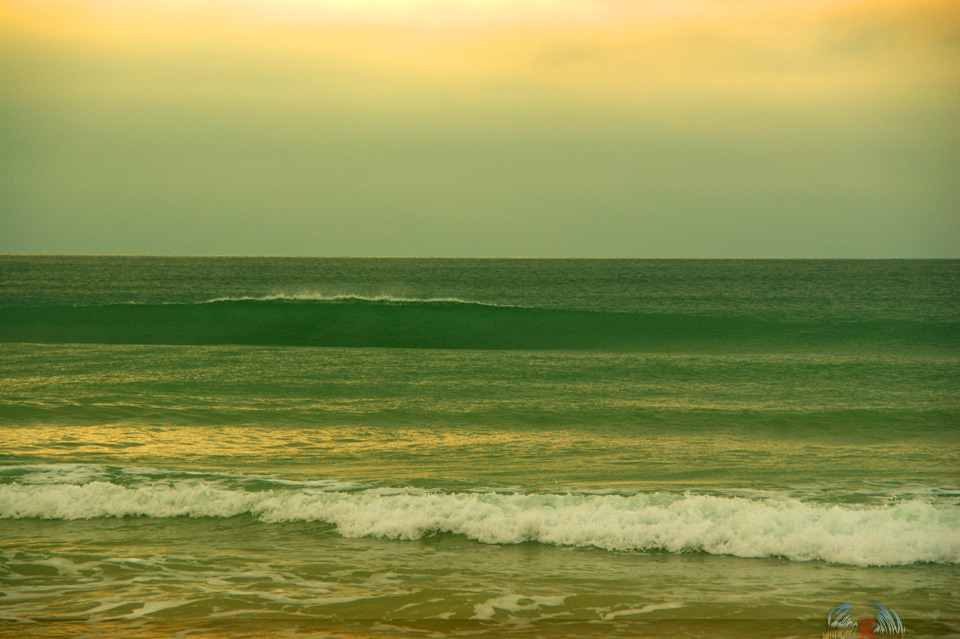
(1, 0), (958, 257)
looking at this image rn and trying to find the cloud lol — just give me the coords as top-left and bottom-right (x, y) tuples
(1, 0), (956, 256)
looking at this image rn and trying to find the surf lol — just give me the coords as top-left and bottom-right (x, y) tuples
(1, 475), (957, 567)
(0, 297), (954, 351)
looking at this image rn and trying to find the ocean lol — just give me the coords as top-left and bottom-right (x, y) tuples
(0, 256), (957, 638)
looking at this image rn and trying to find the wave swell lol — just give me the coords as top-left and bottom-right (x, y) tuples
(1, 481), (957, 567)
(1, 297), (954, 351)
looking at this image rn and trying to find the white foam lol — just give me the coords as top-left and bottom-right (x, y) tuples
(0, 481), (261, 519)
(119, 467), (362, 490)
(0, 464), (108, 485)
(30, 557), (101, 575)
(602, 602), (685, 619)
(472, 594), (567, 620)
(121, 600), (190, 619)
(198, 293), (514, 307)
(256, 477), (363, 490)
(1, 483), (958, 567)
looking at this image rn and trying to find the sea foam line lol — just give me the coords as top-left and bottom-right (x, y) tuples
(197, 294), (517, 307)
(1, 482), (957, 567)
(50, 294), (520, 308)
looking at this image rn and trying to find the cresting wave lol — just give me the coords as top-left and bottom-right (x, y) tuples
(1, 481), (957, 567)
(198, 294), (515, 306)
(1, 297), (954, 351)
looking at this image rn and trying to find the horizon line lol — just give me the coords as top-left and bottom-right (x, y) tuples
(2, 254), (958, 261)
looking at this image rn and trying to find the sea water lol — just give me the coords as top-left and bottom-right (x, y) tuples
(0, 257), (958, 638)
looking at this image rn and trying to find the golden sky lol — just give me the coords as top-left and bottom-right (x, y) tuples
(1, 0), (958, 256)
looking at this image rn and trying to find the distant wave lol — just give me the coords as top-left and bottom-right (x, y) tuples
(197, 294), (516, 307)
(0, 479), (956, 567)
(0, 297), (955, 351)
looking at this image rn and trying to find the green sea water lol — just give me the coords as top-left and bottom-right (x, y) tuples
(0, 257), (958, 638)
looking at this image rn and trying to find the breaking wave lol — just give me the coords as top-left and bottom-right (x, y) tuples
(197, 293), (515, 306)
(1, 480), (957, 567)
(0, 297), (954, 351)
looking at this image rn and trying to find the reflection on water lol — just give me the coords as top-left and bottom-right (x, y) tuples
(3, 422), (958, 495)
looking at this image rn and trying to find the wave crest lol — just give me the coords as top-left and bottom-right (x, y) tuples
(1, 482), (957, 567)
(198, 294), (515, 307)
(2, 297), (954, 351)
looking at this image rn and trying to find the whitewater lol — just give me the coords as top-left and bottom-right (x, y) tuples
(2, 468), (958, 567)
